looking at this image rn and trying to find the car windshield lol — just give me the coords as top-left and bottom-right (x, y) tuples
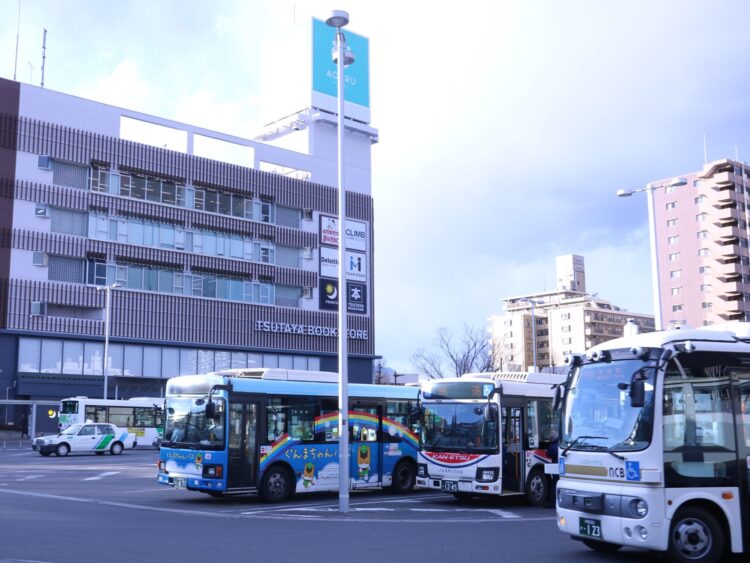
(163, 397), (225, 450)
(421, 402), (498, 453)
(61, 424), (82, 435)
(562, 358), (655, 452)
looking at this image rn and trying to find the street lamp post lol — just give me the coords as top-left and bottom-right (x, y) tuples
(519, 298), (542, 372)
(326, 9), (355, 515)
(617, 177), (687, 331)
(96, 283), (120, 399)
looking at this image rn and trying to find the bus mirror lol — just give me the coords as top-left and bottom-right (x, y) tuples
(552, 386), (562, 411)
(205, 401), (216, 420)
(630, 378), (645, 408)
(484, 404), (498, 422)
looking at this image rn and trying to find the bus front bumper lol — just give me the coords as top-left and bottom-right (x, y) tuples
(157, 473), (225, 493)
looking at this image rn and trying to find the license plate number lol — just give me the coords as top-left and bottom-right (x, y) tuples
(579, 517), (601, 539)
(173, 477), (187, 490)
(441, 480), (458, 493)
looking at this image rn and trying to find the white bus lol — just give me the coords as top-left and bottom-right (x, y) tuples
(555, 323), (750, 562)
(416, 372), (563, 506)
(58, 396), (164, 449)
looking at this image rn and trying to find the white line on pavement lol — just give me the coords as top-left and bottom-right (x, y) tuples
(82, 471), (120, 481)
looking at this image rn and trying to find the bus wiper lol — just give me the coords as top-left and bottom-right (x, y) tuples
(561, 435), (607, 458)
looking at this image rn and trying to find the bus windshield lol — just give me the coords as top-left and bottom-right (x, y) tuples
(421, 403), (499, 453)
(562, 359), (655, 453)
(164, 397), (225, 450)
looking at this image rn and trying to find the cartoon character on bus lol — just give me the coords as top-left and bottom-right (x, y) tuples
(357, 445), (371, 479)
(302, 461), (316, 488)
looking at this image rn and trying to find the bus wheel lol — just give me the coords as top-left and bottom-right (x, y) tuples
(110, 442), (123, 455)
(667, 507), (725, 563)
(582, 540), (622, 553)
(391, 461), (416, 494)
(261, 466), (293, 503)
(525, 468), (548, 507)
(55, 443), (70, 457)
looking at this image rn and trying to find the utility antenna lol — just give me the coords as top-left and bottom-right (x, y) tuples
(27, 61), (34, 83)
(13, 0), (21, 81)
(41, 28), (47, 88)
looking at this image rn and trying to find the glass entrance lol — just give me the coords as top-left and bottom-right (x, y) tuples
(502, 405), (523, 492)
(227, 402), (259, 490)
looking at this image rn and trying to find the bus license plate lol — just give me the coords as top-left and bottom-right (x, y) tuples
(579, 517), (601, 539)
(441, 480), (458, 493)
(173, 477), (187, 490)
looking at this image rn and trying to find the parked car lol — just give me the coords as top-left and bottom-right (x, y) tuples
(32, 423), (134, 457)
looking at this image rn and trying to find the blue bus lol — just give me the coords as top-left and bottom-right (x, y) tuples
(157, 368), (420, 502)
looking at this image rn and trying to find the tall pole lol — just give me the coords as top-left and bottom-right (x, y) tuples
(103, 285), (112, 399)
(327, 10), (352, 514)
(646, 183), (662, 330)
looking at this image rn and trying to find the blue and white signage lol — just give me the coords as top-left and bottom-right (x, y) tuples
(320, 246), (368, 282)
(312, 18), (370, 110)
(625, 461), (641, 482)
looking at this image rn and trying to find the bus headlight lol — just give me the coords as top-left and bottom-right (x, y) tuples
(202, 465), (223, 478)
(417, 464), (428, 478)
(625, 497), (648, 518)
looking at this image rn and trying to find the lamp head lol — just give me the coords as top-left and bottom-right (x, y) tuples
(668, 177), (688, 188)
(325, 10), (350, 28)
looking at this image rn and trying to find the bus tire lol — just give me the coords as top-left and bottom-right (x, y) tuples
(260, 465), (293, 503)
(582, 539), (622, 553)
(667, 506), (726, 563)
(525, 468), (548, 507)
(110, 442), (124, 455)
(55, 443), (70, 457)
(390, 460), (416, 494)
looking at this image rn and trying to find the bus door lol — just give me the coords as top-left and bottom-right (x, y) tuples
(226, 400), (260, 491)
(349, 401), (381, 488)
(501, 400), (524, 493)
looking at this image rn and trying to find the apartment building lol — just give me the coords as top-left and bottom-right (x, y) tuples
(0, 18), (379, 408)
(652, 158), (750, 327)
(489, 255), (654, 371)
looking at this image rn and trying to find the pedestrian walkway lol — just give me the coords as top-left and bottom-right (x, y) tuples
(0, 430), (31, 450)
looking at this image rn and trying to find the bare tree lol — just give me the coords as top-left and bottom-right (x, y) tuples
(411, 325), (500, 379)
(373, 358), (389, 384)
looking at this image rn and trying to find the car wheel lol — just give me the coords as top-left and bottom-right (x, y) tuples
(525, 468), (548, 507)
(110, 442), (123, 455)
(40, 451), (51, 457)
(391, 461), (416, 494)
(582, 539), (622, 553)
(55, 443), (69, 457)
(667, 507), (725, 563)
(260, 465), (293, 503)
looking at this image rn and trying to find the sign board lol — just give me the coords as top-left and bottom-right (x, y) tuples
(320, 247), (367, 282)
(319, 214), (368, 252)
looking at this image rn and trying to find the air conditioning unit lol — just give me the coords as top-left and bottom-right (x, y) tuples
(35, 203), (50, 218)
(30, 301), (47, 316)
(37, 155), (52, 170)
(302, 287), (313, 299)
(32, 251), (49, 266)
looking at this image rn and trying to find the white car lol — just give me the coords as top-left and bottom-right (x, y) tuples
(32, 423), (134, 457)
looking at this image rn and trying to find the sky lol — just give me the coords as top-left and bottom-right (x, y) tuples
(2, 0), (750, 374)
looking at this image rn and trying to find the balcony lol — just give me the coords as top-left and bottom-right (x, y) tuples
(711, 171), (736, 187)
(712, 207), (740, 226)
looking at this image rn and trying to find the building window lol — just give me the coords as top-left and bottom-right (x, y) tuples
(699, 266), (711, 274)
(670, 270), (681, 279)
(667, 219), (678, 227)
(698, 248), (709, 257)
(666, 202), (677, 210)
(668, 236), (679, 244)
(696, 213), (707, 222)
(700, 284), (712, 293)
(672, 304), (683, 312)
(694, 195), (705, 204)
(697, 230), (709, 239)
(671, 287), (681, 295)
(702, 302), (713, 309)
(693, 179), (702, 188)
(669, 252), (679, 262)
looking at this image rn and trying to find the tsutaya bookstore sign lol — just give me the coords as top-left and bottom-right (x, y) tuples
(254, 320), (368, 340)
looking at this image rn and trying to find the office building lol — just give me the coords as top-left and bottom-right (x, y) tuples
(0, 17), (378, 414)
(489, 255), (654, 371)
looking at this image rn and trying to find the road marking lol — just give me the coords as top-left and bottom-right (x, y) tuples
(17, 475), (45, 481)
(82, 471), (120, 481)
